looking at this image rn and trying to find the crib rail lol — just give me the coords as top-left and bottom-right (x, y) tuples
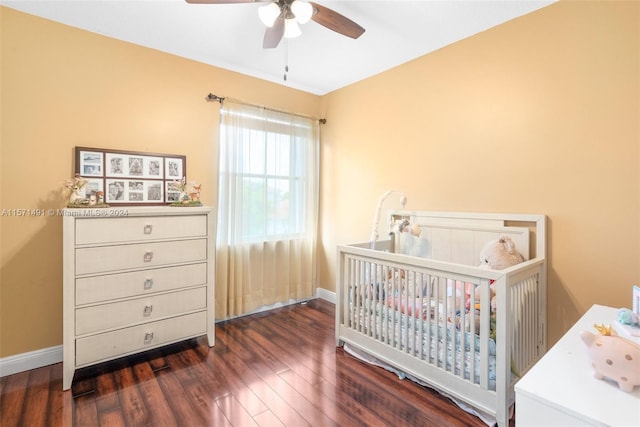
(336, 242), (546, 424)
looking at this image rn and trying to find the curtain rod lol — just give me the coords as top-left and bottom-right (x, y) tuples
(205, 93), (326, 124)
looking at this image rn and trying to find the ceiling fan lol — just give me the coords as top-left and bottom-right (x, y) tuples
(185, 0), (365, 49)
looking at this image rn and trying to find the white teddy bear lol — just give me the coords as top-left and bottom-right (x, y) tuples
(479, 235), (525, 271)
(474, 235), (525, 307)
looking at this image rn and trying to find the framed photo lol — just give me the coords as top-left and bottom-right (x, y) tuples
(79, 150), (103, 176)
(105, 179), (165, 203)
(106, 153), (125, 176)
(146, 157), (163, 178)
(75, 147), (186, 205)
(166, 180), (183, 203)
(165, 157), (183, 179)
(84, 178), (104, 201)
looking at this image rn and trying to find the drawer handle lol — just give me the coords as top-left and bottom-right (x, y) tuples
(143, 305), (153, 316)
(144, 332), (154, 343)
(144, 224), (153, 234)
(144, 279), (154, 289)
(143, 252), (153, 263)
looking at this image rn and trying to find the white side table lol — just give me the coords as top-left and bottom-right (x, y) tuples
(515, 304), (640, 426)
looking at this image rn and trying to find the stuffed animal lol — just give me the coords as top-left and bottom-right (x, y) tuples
(448, 235), (524, 338)
(397, 219), (421, 237)
(478, 235), (525, 271)
(618, 308), (640, 327)
(473, 235), (525, 309)
(581, 325), (640, 392)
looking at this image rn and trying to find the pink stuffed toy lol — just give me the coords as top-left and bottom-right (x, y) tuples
(581, 325), (640, 392)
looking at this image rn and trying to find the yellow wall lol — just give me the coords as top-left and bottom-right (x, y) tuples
(320, 0), (639, 345)
(1, 0), (639, 359)
(0, 7), (321, 357)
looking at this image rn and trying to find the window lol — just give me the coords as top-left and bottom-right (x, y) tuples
(216, 100), (319, 318)
(218, 102), (318, 244)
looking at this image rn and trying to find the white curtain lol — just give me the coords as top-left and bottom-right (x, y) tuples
(216, 99), (319, 319)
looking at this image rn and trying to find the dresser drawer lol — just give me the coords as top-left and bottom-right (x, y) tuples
(76, 263), (207, 305)
(75, 311), (207, 367)
(75, 239), (207, 275)
(76, 287), (207, 335)
(75, 215), (207, 245)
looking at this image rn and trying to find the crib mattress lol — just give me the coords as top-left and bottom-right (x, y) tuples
(350, 302), (500, 388)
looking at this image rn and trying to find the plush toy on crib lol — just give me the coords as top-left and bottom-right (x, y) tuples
(475, 235), (525, 306)
(459, 236), (525, 335)
(479, 235), (525, 271)
(457, 236), (525, 307)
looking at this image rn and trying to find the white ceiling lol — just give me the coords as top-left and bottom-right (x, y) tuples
(1, 0), (555, 95)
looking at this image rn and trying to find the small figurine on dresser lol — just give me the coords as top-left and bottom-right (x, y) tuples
(614, 286), (640, 339)
(169, 177), (202, 207)
(64, 174), (109, 208)
(617, 308), (640, 333)
(580, 286), (640, 393)
(64, 174), (88, 205)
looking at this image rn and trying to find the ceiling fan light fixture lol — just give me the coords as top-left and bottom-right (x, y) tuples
(258, 2), (280, 27)
(284, 17), (302, 38)
(291, 0), (313, 24)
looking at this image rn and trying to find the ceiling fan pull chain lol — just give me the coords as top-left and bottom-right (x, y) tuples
(283, 39), (289, 81)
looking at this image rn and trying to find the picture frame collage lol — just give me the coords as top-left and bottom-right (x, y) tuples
(75, 147), (186, 205)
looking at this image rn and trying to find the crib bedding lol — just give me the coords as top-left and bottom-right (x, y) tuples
(351, 295), (500, 389)
(336, 211), (547, 427)
(355, 261), (498, 336)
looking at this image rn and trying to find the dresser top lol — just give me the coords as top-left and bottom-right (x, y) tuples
(515, 304), (640, 426)
(62, 206), (213, 218)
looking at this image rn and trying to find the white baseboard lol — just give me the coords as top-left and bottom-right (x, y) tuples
(0, 290), (336, 378)
(315, 287), (336, 304)
(0, 345), (62, 377)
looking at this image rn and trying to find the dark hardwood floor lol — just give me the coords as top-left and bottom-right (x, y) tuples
(0, 299), (502, 426)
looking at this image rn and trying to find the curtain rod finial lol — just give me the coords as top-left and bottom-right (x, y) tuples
(206, 93), (224, 103)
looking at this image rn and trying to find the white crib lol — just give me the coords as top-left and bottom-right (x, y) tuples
(336, 211), (547, 427)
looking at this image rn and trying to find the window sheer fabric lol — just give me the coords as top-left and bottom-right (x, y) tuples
(216, 100), (319, 318)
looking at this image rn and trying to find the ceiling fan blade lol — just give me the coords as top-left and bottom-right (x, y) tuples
(309, 2), (365, 39)
(185, 0), (273, 4)
(263, 16), (285, 49)
(185, 0), (268, 4)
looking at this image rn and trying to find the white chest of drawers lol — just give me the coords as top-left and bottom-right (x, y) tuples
(515, 304), (640, 426)
(62, 207), (215, 390)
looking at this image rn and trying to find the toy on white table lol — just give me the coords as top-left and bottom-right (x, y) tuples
(580, 323), (640, 393)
